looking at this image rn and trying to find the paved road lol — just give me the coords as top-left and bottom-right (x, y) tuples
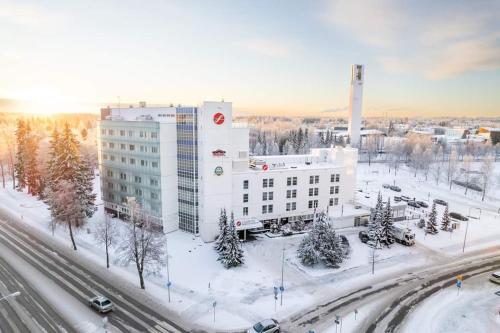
(281, 248), (500, 333)
(0, 213), (190, 333)
(0, 255), (73, 333)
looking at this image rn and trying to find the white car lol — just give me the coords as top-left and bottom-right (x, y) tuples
(88, 296), (114, 313)
(248, 319), (280, 333)
(489, 271), (500, 284)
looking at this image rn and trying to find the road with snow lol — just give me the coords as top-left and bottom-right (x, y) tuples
(281, 247), (500, 333)
(0, 215), (189, 333)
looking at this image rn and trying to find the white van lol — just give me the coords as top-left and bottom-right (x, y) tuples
(489, 271), (500, 284)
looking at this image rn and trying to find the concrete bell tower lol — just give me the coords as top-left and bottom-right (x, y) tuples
(348, 64), (364, 148)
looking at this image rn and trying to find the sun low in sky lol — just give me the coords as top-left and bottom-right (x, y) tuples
(1, 0), (499, 117)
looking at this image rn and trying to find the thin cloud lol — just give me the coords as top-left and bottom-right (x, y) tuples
(323, 0), (500, 79)
(241, 38), (297, 57)
(321, 106), (348, 113)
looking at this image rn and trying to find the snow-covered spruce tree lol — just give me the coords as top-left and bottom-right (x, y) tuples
(380, 198), (395, 246)
(297, 212), (348, 268)
(25, 133), (41, 196)
(292, 216), (305, 231)
(426, 202), (439, 234)
(14, 119), (28, 190)
(214, 209), (229, 253)
(440, 205), (451, 231)
(368, 192), (383, 248)
(45, 180), (86, 250)
(218, 213), (244, 269)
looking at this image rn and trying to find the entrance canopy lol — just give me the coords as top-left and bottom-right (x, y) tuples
(235, 218), (263, 231)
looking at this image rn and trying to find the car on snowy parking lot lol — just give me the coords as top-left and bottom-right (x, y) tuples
(407, 201), (420, 208)
(358, 231), (369, 243)
(248, 319), (280, 333)
(489, 271), (500, 284)
(400, 196), (411, 202)
(382, 184), (391, 189)
(389, 185), (401, 192)
(450, 212), (469, 221)
(433, 199), (448, 206)
(416, 201), (429, 208)
(88, 296), (114, 313)
(394, 196), (401, 202)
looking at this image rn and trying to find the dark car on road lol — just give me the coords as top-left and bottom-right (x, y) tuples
(394, 196), (401, 202)
(400, 195), (411, 202)
(450, 212), (469, 221)
(389, 185), (401, 192)
(416, 201), (429, 208)
(358, 231), (369, 243)
(433, 199), (448, 206)
(382, 184), (391, 189)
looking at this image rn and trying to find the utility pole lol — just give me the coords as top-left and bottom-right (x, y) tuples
(280, 244), (285, 306)
(166, 238), (171, 302)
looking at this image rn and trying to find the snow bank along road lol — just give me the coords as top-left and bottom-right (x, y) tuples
(281, 247), (500, 333)
(0, 255), (73, 333)
(0, 214), (190, 333)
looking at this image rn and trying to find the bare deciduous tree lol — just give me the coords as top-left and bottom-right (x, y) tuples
(480, 154), (495, 201)
(447, 147), (459, 190)
(94, 213), (119, 268)
(118, 198), (166, 289)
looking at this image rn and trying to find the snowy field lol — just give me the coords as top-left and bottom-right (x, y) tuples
(0, 160), (499, 331)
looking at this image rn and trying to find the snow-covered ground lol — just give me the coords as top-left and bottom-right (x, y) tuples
(400, 273), (500, 333)
(0, 160), (498, 331)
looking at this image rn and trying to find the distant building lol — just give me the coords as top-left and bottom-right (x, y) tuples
(478, 127), (500, 145)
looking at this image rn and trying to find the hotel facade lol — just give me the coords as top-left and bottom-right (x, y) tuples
(97, 101), (358, 242)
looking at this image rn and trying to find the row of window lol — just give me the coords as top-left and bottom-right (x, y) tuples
(102, 142), (158, 153)
(244, 187), (340, 203)
(108, 183), (159, 200)
(242, 198), (339, 216)
(106, 170), (160, 186)
(101, 129), (158, 139)
(243, 174), (341, 190)
(103, 154), (159, 168)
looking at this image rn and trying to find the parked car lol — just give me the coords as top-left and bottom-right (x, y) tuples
(489, 271), (500, 284)
(358, 231), (369, 243)
(416, 201), (429, 208)
(408, 201), (420, 208)
(400, 195), (411, 202)
(433, 199), (448, 206)
(382, 183), (391, 189)
(88, 296), (114, 313)
(248, 319), (280, 333)
(450, 212), (469, 221)
(389, 185), (401, 192)
(394, 196), (401, 202)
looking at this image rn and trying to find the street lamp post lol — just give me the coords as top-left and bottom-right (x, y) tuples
(280, 244), (285, 306)
(462, 217), (470, 253)
(0, 291), (21, 301)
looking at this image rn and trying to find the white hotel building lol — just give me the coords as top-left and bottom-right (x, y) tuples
(97, 101), (358, 242)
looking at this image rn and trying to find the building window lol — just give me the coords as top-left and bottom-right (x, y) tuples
(293, 177), (297, 185)
(120, 130), (125, 136)
(315, 175), (319, 184)
(134, 176), (142, 183)
(108, 129), (114, 135)
(106, 170), (113, 177)
(286, 203), (291, 211)
(130, 158), (135, 165)
(107, 182), (113, 189)
(268, 192), (273, 200)
(309, 188), (314, 196)
(128, 130), (133, 137)
(243, 180), (249, 189)
(152, 161), (158, 168)
(141, 160), (147, 166)
(336, 174), (340, 182)
(243, 207), (248, 216)
(334, 198), (339, 205)
(102, 142), (107, 148)
(243, 193), (249, 203)
(119, 172), (126, 180)
(269, 179), (274, 187)
(140, 145), (145, 152)
(120, 184), (127, 192)
(139, 131), (145, 138)
(121, 196), (127, 203)
(287, 177), (292, 186)
(109, 142), (115, 148)
(262, 192), (268, 201)
(308, 200), (318, 208)
(151, 132), (158, 139)
(101, 129), (106, 135)
(151, 192), (158, 200)
(330, 186), (334, 195)
(151, 147), (158, 153)
(135, 188), (142, 196)
(314, 188), (319, 196)
(103, 154), (108, 160)
(120, 143), (125, 150)
(286, 190), (291, 199)
(150, 178), (159, 186)
(335, 186), (339, 194)
(309, 175), (314, 184)
(292, 189), (297, 198)
(110, 155), (115, 161)
(292, 202), (296, 210)
(263, 179), (268, 188)
(121, 157), (126, 163)
(129, 144), (135, 151)
(262, 205), (267, 214)
(329, 198), (334, 206)
(268, 204), (273, 213)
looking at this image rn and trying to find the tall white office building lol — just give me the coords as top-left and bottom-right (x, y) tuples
(98, 101), (358, 242)
(348, 64), (364, 148)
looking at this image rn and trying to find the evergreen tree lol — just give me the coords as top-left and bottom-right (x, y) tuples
(14, 119), (28, 189)
(440, 205), (451, 231)
(368, 192), (383, 248)
(297, 212), (349, 268)
(217, 213), (244, 269)
(214, 209), (229, 253)
(380, 198), (395, 246)
(426, 202), (439, 234)
(25, 134), (41, 196)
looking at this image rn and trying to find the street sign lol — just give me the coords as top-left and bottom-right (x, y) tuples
(456, 274), (463, 281)
(279, 285), (284, 292)
(213, 301), (217, 308)
(166, 281), (172, 287)
(456, 280), (462, 288)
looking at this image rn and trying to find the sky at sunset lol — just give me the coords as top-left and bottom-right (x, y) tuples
(1, 0), (499, 117)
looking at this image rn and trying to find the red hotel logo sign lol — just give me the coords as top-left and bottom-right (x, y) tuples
(262, 164), (269, 171)
(212, 149), (226, 157)
(213, 112), (225, 125)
